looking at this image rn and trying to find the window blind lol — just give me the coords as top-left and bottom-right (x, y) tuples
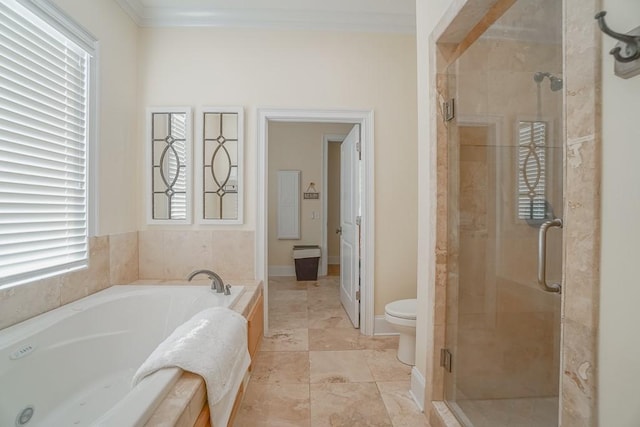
(0, 0), (91, 287)
(167, 113), (187, 219)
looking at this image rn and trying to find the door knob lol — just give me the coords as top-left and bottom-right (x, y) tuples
(336, 227), (342, 235)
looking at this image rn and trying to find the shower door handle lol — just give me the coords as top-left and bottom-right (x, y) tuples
(537, 218), (563, 293)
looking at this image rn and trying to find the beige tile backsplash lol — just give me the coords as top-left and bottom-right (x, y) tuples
(138, 230), (255, 281)
(0, 230), (255, 330)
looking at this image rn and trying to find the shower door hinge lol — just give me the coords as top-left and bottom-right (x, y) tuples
(440, 348), (453, 372)
(443, 98), (455, 122)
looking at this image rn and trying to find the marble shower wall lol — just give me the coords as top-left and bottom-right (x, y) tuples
(429, 0), (602, 425)
(447, 31), (563, 400)
(561, 0), (602, 424)
(0, 232), (139, 330)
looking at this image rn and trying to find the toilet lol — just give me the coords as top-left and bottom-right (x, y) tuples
(384, 299), (417, 365)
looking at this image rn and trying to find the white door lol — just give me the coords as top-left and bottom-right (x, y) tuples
(340, 124), (360, 328)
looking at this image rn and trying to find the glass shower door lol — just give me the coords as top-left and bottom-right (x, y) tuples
(443, 0), (563, 425)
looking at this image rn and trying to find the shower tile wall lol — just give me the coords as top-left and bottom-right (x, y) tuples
(447, 15), (562, 402)
(431, 0), (603, 425)
(451, 125), (561, 400)
(561, 0), (602, 423)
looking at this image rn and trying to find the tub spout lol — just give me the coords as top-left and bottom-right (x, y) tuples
(187, 269), (225, 293)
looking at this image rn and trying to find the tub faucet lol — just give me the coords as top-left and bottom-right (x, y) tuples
(187, 269), (227, 294)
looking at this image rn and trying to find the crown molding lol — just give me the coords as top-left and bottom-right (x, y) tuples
(114, 0), (144, 26)
(114, 0), (415, 33)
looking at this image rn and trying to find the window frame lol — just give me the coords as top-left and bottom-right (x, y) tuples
(145, 107), (193, 225)
(195, 106), (244, 225)
(0, 0), (98, 288)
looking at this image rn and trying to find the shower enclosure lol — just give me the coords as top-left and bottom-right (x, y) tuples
(443, 0), (563, 425)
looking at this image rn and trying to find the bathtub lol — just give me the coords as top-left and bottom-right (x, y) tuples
(0, 284), (245, 427)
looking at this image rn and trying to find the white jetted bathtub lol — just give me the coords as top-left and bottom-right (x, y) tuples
(0, 284), (245, 427)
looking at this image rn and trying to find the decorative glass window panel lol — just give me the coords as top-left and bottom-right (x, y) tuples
(196, 107), (243, 224)
(517, 121), (547, 221)
(147, 108), (192, 223)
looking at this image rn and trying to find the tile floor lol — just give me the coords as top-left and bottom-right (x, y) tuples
(235, 276), (430, 427)
(454, 397), (558, 427)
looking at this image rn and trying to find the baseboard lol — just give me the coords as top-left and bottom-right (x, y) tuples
(374, 315), (398, 335)
(328, 256), (340, 265)
(432, 401), (464, 427)
(268, 265), (295, 277)
(410, 367), (426, 412)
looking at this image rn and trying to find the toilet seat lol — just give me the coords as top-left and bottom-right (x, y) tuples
(385, 299), (417, 320)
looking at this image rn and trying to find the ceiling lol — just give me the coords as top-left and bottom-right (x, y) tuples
(114, 0), (416, 33)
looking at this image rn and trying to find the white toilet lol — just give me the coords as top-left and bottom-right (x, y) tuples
(384, 299), (417, 366)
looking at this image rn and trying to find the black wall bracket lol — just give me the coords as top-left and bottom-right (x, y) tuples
(595, 11), (640, 79)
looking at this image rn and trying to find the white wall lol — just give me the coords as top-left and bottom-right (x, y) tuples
(598, 1), (640, 425)
(140, 28), (418, 314)
(415, 0), (453, 383)
(53, 0), (140, 235)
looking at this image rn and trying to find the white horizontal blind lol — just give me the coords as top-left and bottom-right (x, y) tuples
(0, 0), (90, 287)
(167, 113), (187, 219)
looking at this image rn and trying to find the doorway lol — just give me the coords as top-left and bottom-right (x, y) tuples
(322, 134), (346, 279)
(256, 109), (375, 336)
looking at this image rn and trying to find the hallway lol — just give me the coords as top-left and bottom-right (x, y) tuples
(235, 276), (429, 426)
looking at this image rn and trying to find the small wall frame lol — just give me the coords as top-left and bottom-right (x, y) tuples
(146, 107), (193, 224)
(195, 107), (244, 224)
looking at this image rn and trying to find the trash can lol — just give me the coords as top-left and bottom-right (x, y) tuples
(293, 245), (321, 281)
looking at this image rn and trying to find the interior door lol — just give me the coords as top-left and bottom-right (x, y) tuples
(340, 124), (360, 328)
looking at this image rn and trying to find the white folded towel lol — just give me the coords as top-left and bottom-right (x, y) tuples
(132, 306), (250, 410)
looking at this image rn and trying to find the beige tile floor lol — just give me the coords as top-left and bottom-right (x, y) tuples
(454, 396), (558, 427)
(235, 276), (430, 427)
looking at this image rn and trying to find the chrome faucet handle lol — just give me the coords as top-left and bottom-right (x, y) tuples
(224, 284), (231, 295)
(187, 269), (225, 293)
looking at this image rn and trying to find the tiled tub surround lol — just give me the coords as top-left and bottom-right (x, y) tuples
(0, 230), (255, 331)
(138, 230), (255, 281)
(0, 282), (248, 426)
(143, 280), (263, 427)
(0, 228), (259, 425)
(0, 232), (139, 330)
